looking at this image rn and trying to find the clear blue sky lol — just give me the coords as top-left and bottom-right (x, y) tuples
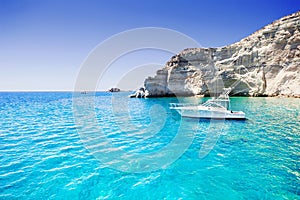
(0, 0), (299, 91)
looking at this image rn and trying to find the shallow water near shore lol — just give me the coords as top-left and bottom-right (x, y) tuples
(0, 92), (299, 199)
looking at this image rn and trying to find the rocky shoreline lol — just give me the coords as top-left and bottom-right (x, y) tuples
(139, 11), (300, 98)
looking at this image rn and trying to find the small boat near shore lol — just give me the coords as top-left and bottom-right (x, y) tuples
(169, 88), (246, 119)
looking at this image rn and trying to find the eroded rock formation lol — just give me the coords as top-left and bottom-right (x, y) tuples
(144, 11), (300, 97)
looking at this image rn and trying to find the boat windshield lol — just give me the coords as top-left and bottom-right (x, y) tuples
(202, 98), (229, 110)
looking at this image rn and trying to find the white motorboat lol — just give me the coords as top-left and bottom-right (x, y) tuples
(169, 88), (246, 119)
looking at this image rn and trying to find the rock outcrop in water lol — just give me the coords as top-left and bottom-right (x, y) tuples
(109, 88), (121, 92)
(144, 11), (300, 97)
(129, 87), (149, 98)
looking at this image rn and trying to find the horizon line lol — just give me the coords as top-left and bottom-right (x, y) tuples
(0, 90), (135, 92)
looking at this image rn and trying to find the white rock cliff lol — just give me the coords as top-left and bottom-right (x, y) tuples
(144, 11), (300, 97)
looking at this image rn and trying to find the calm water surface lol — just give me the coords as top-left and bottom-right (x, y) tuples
(0, 92), (299, 199)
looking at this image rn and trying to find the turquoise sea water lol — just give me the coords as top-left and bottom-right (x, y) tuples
(0, 92), (299, 199)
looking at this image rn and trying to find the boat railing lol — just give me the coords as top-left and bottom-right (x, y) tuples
(169, 84), (241, 110)
(169, 103), (199, 109)
(202, 100), (227, 110)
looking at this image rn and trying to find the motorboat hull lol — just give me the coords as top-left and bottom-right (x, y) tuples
(171, 106), (246, 119)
